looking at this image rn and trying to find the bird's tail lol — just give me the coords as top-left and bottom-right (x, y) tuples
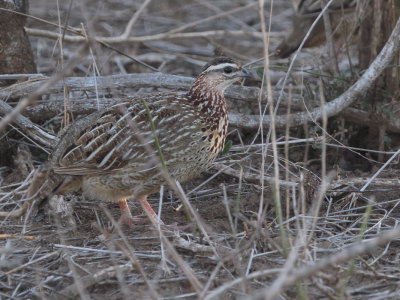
(0, 163), (63, 219)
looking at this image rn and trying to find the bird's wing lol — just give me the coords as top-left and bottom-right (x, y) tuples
(52, 93), (199, 176)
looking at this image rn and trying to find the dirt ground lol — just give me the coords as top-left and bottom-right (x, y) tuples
(2, 0), (400, 299)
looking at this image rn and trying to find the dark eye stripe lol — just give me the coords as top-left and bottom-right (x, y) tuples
(204, 63), (239, 73)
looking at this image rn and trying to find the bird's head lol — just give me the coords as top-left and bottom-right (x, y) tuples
(197, 57), (254, 93)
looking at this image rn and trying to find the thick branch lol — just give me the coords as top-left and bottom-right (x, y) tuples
(0, 73), (302, 107)
(25, 28), (267, 43)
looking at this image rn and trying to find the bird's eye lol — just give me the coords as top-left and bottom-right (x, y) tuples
(223, 66), (233, 74)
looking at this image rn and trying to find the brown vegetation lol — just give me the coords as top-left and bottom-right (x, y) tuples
(1, 0), (400, 299)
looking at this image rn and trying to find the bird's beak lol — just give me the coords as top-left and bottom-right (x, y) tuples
(237, 68), (255, 79)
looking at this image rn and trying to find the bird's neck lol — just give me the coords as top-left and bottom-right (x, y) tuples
(187, 75), (227, 119)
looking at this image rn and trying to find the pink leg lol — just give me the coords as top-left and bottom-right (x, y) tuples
(118, 197), (164, 226)
(119, 199), (134, 225)
(137, 195), (164, 226)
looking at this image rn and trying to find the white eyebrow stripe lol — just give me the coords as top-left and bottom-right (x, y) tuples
(204, 63), (238, 72)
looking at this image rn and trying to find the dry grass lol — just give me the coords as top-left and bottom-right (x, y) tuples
(1, 0), (400, 299)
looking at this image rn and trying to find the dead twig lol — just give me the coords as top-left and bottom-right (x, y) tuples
(0, 99), (57, 148)
(332, 177), (400, 189)
(0, 234), (36, 240)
